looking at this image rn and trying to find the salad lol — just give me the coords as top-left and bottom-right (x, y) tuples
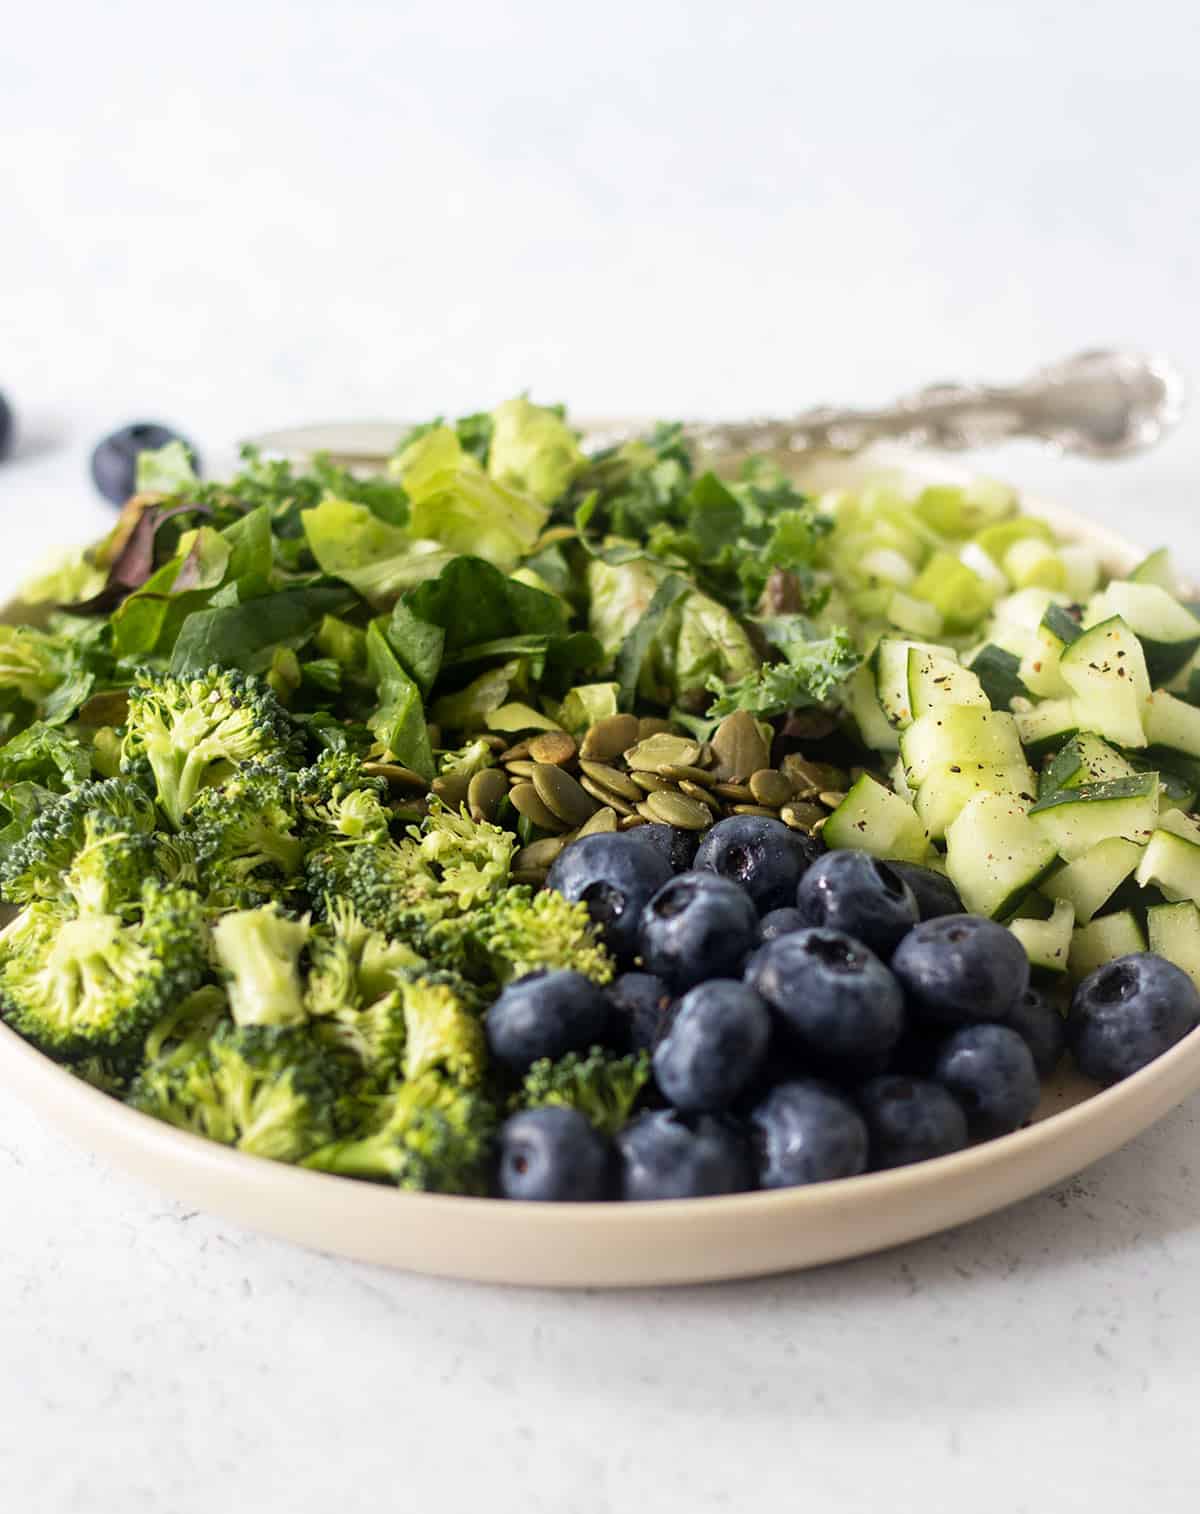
(1, 396), (1199, 1203)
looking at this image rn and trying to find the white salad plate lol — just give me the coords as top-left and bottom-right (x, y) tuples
(1, 443), (1198, 1288)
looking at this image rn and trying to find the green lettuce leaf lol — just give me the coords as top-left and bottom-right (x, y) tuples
(365, 620), (433, 778)
(301, 497), (456, 604)
(135, 440), (200, 495)
(487, 398), (584, 505)
(168, 586), (352, 676)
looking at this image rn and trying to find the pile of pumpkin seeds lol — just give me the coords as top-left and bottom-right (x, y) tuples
(379, 710), (850, 886)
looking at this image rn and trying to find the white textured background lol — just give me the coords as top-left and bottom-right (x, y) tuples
(4, 3), (1200, 1510)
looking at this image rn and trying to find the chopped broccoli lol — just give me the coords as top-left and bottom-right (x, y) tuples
(481, 886), (614, 986)
(397, 974), (487, 1087)
(128, 1021), (344, 1163)
(305, 897), (423, 1021)
(180, 762), (303, 910)
(296, 749), (391, 847)
(411, 801), (515, 909)
(516, 1046), (652, 1137)
(0, 777), (157, 907)
(303, 1072), (495, 1192)
(122, 666), (302, 827)
(437, 738), (498, 780)
(0, 881), (209, 1060)
(62, 812), (159, 919)
(211, 903), (310, 1028)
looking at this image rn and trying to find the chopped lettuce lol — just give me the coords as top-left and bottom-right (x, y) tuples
(487, 398), (585, 505)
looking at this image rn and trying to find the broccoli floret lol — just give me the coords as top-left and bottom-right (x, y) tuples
(62, 812), (159, 919)
(296, 749), (391, 848)
(0, 777), (157, 907)
(128, 1021), (343, 1163)
(305, 898), (424, 1022)
(143, 984), (231, 1066)
(481, 886), (614, 986)
(302, 1072), (496, 1192)
(397, 974), (487, 1087)
(180, 762), (303, 910)
(437, 738), (498, 780)
(412, 802), (515, 909)
(0, 881), (210, 1060)
(122, 666), (302, 827)
(516, 1046), (652, 1137)
(211, 903), (310, 1028)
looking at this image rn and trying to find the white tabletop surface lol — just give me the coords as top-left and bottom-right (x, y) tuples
(5, 2), (1200, 1509)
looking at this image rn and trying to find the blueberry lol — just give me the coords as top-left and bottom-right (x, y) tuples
(496, 1107), (612, 1201)
(638, 872), (759, 990)
(1068, 953), (1200, 1085)
(694, 815), (820, 914)
(607, 971), (673, 1052)
(758, 906), (805, 944)
(745, 928), (905, 1063)
(748, 1079), (868, 1188)
(485, 969), (612, 1075)
(630, 823), (699, 873)
(546, 833), (673, 966)
(1002, 985), (1067, 1077)
(653, 979), (771, 1112)
(616, 1109), (753, 1199)
(934, 1024), (1040, 1139)
(0, 390), (14, 462)
(888, 861), (964, 921)
(90, 422), (200, 505)
(856, 1075), (969, 1169)
(891, 914), (1030, 1026)
(794, 850), (918, 958)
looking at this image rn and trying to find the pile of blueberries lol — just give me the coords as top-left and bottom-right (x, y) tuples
(489, 816), (1200, 1202)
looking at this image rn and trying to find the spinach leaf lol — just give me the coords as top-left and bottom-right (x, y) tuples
(386, 600), (445, 698)
(615, 573), (689, 711)
(404, 556), (566, 651)
(366, 621), (433, 778)
(168, 587), (352, 676)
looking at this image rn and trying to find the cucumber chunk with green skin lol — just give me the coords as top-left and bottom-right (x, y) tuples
(1015, 698), (1079, 761)
(1129, 547), (1180, 595)
(900, 706), (1026, 787)
(906, 647), (988, 721)
(822, 774), (931, 864)
(944, 792), (1058, 919)
(1009, 899), (1074, 973)
(914, 762), (1036, 843)
(968, 644), (1027, 710)
(886, 590), (942, 639)
(1147, 901), (1200, 991)
(1043, 836), (1144, 924)
(1135, 827), (1200, 902)
(1037, 733), (1138, 798)
(1029, 773), (1159, 861)
(1068, 912), (1147, 982)
(844, 663), (899, 753)
(872, 638), (948, 728)
(1085, 582), (1200, 685)
(1142, 689), (1200, 760)
(1059, 616), (1150, 748)
(1018, 606), (1082, 700)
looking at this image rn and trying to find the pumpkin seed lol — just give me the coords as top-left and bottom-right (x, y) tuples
(630, 770), (672, 793)
(623, 733), (701, 772)
(430, 772), (470, 809)
(509, 782), (566, 831)
(577, 806), (618, 836)
(678, 780), (721, 812)
(529, 730), (578, 766)
(467, 767), (510, 822)
(637, 717), (675, 740)
(635, 801), (661, 822)
(749, 769), (794, 808)
(579, 775), (637, 817)
(659, 764), (716, 787)
(532, 763), (596, 827)
(578, 761), (643, 802)
(500, 738), (534, 762)
(709, 711), (770, 782)
(731, 804), (779, 818)
(511, 867), (550, 887)
(782, 754), (847, 793)
(580, 714), (639, 763)
(646, 790), (713, 830)
(712, 781), (755, 803)
(361, 762), (430, 791)
(504, 759), (537, 780)
(818, 790), (848, 810)
(781, 801), (826, 832)
(619, 813), (648, 830)
(513, 836), (568, 870)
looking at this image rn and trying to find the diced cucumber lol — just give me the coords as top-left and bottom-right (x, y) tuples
(1059, 544), (1101, 601)
(944, 792), (1058, 918)
(1129, 547), (1180, 595)
(914, 762), (1035, 842)
(1158, 809), (1200, 842)
(1018, 605), (1083, 700)
(1059, 616), (1150, 748)
(1165, 645), (1200, 701)
(1037, 733), (1138, 798)
(1069, 912), (1147, 982)
(989, 586), (1069, 636)
(873, 638), (948, 727)
(958, 542), (1011, 597)
(822, 774), (931, 863)
(1015, 698), (1079, 760)
(1135, 826), (1200, 902)
(844, 663), (899, 753)
(1147, 901), (1200, 990)
(1009, 899), (1074, 973)
(900, 706), (1026, 786)
(1043, 836), (1143, 924)
(909, 553), (996, 632)
(906, 647), (988, 720)
(860, 547), (917, 588)
(1086, 582), (1200, 684)
(890, 755), (913, 802)
(887, 590), (943, 638)
(1028, 773), (1159, 860)
(1142, 689), (1200, 760)
(968, 644), (1027, 710)
(1154, 766), (1198, 814)
(1004, 536), (1066, 591)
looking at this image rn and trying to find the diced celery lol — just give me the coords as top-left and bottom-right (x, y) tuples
(1003, 537), (1067, 591)
(910, 552), (996, 632)
(973, 517), (1055, 565)
(887, 591), (943, 638)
